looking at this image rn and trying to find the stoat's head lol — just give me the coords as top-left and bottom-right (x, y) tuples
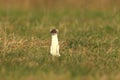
(50, 29), (58, 35)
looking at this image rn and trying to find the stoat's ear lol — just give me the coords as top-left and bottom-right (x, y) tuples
(56, 29), (59, 33)
(50, 29), (52, 32)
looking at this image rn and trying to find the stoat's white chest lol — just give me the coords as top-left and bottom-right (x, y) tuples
(50, 34), (60, 56)
(51, 34), (58, 45)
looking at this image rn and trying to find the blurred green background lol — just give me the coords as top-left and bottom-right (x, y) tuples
(0, 0), (119, 10)
(1, 0), (120, 80)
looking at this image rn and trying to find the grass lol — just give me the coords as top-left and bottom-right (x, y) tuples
(0, 9), (120, 80)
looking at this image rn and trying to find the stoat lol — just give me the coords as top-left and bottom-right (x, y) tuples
(50, 29), (60, 56)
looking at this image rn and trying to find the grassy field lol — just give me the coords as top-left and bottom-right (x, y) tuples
(0, 9), (120, 80)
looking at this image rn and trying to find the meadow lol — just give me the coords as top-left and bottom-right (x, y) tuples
(0, 9), (120, 80)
